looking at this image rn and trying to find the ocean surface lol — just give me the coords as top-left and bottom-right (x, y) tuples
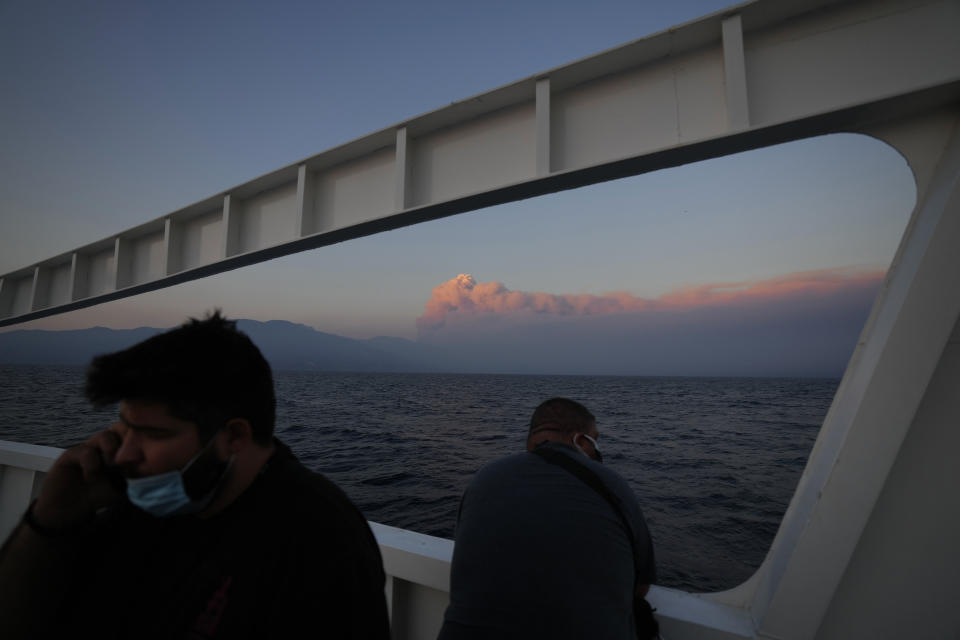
(0, 364), (836, 592)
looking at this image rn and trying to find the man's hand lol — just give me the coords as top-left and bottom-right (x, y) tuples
(30, 427), (126, 530)
(0, 427), (126, 635)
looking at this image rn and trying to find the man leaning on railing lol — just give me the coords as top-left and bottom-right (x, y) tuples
(438, 397), (658, 639)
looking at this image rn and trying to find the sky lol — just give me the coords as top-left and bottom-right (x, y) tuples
(0, 0), (917, 376)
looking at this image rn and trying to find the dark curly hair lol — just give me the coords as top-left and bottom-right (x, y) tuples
(85, 311), (276, 444)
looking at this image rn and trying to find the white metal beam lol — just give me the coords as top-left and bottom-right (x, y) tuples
(744, 107), (960, 638)
(722, 14), (750, 130)
(536, 78), (551, 176)
(2, 0), (958, 327)
(394, 128), (410, 211)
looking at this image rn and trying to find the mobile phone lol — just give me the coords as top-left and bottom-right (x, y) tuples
(102, 465), (128, 493)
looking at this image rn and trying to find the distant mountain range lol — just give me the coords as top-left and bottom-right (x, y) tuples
(0, 320), (455, 373)
(0, 299), (868, 377)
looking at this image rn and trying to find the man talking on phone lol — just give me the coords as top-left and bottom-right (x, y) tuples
(0, 312), (390, 639)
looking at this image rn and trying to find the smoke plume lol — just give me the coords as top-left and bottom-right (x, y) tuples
(416, 268), (885, 335)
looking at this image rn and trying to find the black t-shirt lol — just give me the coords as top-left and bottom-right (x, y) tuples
(53, 440), (389, 639)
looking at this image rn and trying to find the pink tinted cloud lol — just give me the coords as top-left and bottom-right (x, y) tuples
(416, 268), (886, 334)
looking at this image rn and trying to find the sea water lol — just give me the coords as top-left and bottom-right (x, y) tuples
(0, 364), (834, 592)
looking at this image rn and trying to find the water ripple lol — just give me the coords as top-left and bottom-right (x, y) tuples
(0, 365), (834, 592)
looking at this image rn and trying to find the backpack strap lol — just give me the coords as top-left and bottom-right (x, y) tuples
(530, 445), (661, 640)
(529, 445), (639, 576)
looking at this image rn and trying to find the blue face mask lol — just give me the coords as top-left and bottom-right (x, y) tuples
(125, 437), (233, 517)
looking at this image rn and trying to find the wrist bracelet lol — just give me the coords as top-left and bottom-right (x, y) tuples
(22, 500), (82, 537)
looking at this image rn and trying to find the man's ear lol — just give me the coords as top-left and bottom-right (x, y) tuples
(221, 418), (253, 453)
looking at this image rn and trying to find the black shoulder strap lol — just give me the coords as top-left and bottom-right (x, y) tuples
(530, 446), (640, 576)
(531, 446), (661, 640)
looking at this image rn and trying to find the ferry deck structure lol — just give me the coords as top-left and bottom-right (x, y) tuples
(2, 0), (959, 637)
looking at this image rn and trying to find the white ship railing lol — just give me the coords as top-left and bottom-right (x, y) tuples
(0, 439), (753, 640)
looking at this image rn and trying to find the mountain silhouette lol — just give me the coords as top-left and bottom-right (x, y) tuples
(0, 320), (451, 373)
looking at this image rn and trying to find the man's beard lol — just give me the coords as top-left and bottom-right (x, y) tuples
(181, 445), (232, 501)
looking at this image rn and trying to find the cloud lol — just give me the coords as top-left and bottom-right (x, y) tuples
(414, 268), (886, 376)
(417, 268), (885, 334)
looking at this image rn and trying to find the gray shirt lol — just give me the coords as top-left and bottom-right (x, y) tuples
(439, 442), (656, 639)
